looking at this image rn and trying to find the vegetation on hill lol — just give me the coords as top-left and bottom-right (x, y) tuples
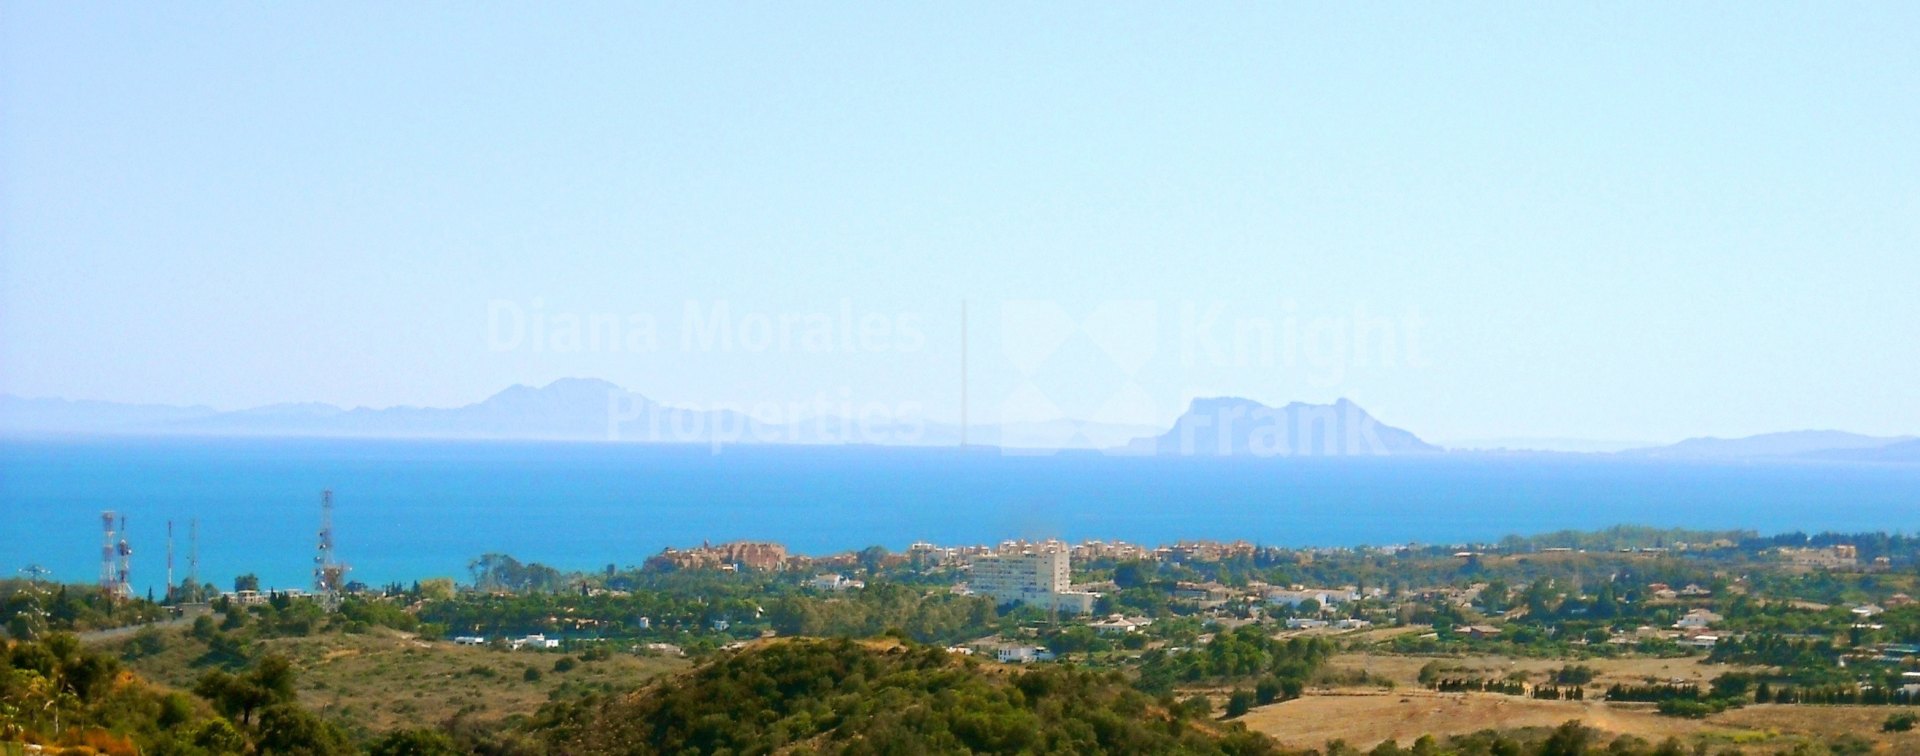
(2, 580), (172, 638)
(530, 638), (1288, 755)
(2, 631), (351, 755)
(1135, 625), (1335, 695)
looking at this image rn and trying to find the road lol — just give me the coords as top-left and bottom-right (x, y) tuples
(75, 605), (211, 644)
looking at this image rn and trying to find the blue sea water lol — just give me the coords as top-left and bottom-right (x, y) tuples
(2, 436), (1917, 595)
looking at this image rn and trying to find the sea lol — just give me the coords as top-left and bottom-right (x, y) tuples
(2, 435), (1917, 596)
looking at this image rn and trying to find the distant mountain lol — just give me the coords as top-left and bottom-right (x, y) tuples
(12, 384), (1909, 461)
(1620, 430), (1915, 460)
(0, 395), (217, 434)
(1128, 397), (1440, 457)
(0, 380), (1152, 449)
(4, 380), (699, 442)
(161, 378), (771, 443)
(1444, 437), (1650, 454)
(1794, 438), (1920, 463)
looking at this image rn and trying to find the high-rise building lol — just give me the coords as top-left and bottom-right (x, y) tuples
(970, 543), (1097, 614)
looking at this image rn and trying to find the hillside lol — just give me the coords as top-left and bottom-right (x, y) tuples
(532, 638), (1287, 755)
(108, 623), (687, 737)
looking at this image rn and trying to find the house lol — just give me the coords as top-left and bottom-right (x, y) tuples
(996, 645), (1055, 664)
(1852, 604), (1885, 618)
(1089, 615), (1151, 635)
(1779, 545), (1858, 569)
(1332, 618), (1373, 630)
(1284, 618), (1329, 630)
(452, 636), (487, 646)
(1674, 608), (1722, 630)
(509, 634), (560, 650)
(810, 574), (865, 592)
(1461, 625), (1503, 640)
(1267, 587), (1359, 608)
(1174, 582), (1234, 606)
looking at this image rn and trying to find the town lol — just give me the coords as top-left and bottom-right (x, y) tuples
(9, 525), (1917, 754)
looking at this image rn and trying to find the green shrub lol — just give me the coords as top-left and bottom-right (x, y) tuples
(1225, 689), (1255, 718)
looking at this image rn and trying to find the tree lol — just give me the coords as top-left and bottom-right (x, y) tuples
(1114, 561), (1156, 589)
(371, 728), (462, 756)
(127, 625), (169, 659)
(235, 574), (261, 592)
(1709, 673), (1752, 701)
(1540, 720), (1595, 756)
(194, 655), (298, 726)
(1226, 689), (1255, 718)
(255, 703), (351, 755)
(192, 718), (247, 753)
(1418, 661), (1445, 687)
(416, 578), (456, 602)
(1256, 677), (1282, 705)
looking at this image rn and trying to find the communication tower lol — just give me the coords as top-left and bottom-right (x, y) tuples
(314, 489), (349, 594)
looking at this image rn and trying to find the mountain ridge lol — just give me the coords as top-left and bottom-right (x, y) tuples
(1128, 396), (1441, 457)
(1619, 430), (1915, 460)
(3, 383), (1913, 461)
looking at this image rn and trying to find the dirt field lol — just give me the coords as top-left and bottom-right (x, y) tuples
(1241, 692), (1916, 752)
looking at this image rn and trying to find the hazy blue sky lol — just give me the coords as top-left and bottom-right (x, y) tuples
(3, 4), (1916, 443)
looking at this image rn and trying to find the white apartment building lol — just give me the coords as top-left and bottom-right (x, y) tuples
(970, 545), (1098, 614)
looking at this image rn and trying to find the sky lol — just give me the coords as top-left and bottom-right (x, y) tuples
(2, 3), (1917, 444)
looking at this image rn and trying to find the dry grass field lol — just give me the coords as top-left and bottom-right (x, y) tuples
(1172, 647), (1894, 751)
(1239, 652), (1920, 752)
(1322, 652), (1756, 690)
(104, 627), (687, 735)
(1242, 689), (1917, 753)
(1241, 691), (1705, 748)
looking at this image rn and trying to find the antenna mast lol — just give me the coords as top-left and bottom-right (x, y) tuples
(116, 513), (133, 599)
(314, 489), (349, 594)
(101, 512), (132, 600)
(100, 511), (116, 597)
(188, 518), (199, 589)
